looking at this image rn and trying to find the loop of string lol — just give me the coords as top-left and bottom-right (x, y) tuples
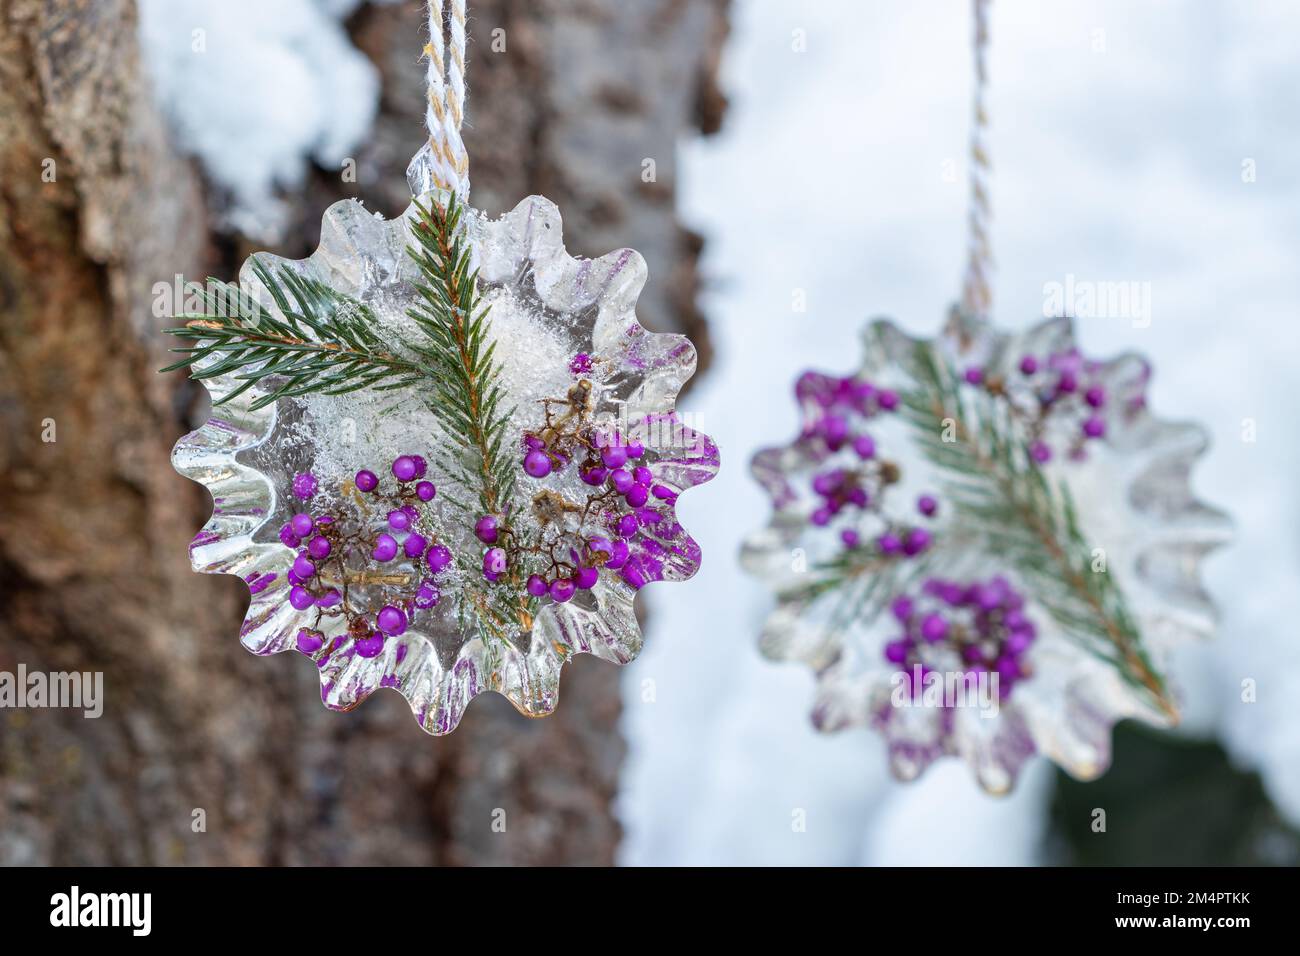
(960, 0), (992, 319)
(423, 0), (470, 196)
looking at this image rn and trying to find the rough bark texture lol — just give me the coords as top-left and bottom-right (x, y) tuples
(0, 0), (726, 865)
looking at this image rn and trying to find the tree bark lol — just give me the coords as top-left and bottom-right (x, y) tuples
(0, 0), (726, 865)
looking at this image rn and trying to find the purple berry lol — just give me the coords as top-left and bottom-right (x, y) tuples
(392, 456), (419, 481)
(475, 514), (499, 544)
(1085, 385), (1106, 408)
(373, 533), (398, 562)
(903, 527), (931, 556)
(279, 524), (301, 549)
(1006, 630), (1034, 655)
(377, 605), (407, 636)
(292, 473), (318, 500)
(569, 352), (593, 375)
(626, 440), (646, 459)
(1057, 370), (1078, 394)
(811, 506), (832, 527)
(575, 566), (600, 589)
(920, 612), (948, 643)
(878, 533), (902, 555)
(891, 596), (914, 622)
(524, 450), (553, 478)
(403, 532), (428, 559)
(917, 494), (938, 517)
(415, 580), (441, 609)
(296, 628), (324, 653)
(580, 465), (608, 486)
(605, 539), (630, 570)
(840, 529), (860, 549)
(633, 466), (653, 486)
(292, 554), (316, 580)
(416, 480), (437, 501)
(315, 588), (342, 608)
(624, 484), (649, 508)
(288, 586), (315, 611)
(811, 471), (837, 496)
(550, 577), (576, 603)
(290, 513), (314, 538)
(526, 574), (549, 597)
(1082, 416), (1106, 439)
(410, 456), (428, 479)
(1019, 355), (1038, 375)
(615, 514), (638, 538)
(425, 544), (452, 574)
(307, 535), (331, 560)
(388, 509), (412, 531)
(354, 632), (385, 658)
(876, 389), (899, 411)
(884, 639), (909, 664)
(426, 544), (452, 574)
(483, 547), (508, 576)
(611, 469), (635, 494)
(602, 444), (629, 469)
(995, 655), (1019, 683)
(587, 537), (614, 561)
(355, 469), (379, 492)
(820, 414), (849, 448)
(964, 366), (984, 385)
(1030, 440), (1052, 464)
(853, 434), (876, 459)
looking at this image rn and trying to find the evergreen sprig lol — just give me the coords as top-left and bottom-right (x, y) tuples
(162, 193), (528, 640)
(897, 341), (1175, 718)
(161, 259), (426, 411)
(404, 194), (515, 517)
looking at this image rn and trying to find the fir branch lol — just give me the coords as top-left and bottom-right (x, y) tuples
(897, 341), (1176, 718)
(405, 193), (516, 516)
(161, 259), (426, 411)
(405, 193), (532, 640)
(161, 194), (533, 640)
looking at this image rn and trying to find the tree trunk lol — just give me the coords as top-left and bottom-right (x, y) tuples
(0, 0), (726, 865)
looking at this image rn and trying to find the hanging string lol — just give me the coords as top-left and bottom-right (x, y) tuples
(960, 0), (992, 319)
(422, 0), (470, 196)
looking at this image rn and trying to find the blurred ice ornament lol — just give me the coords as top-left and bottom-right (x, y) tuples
(163, 2), (716, 733)
(743, 0), (1229, 793)
(744, 310), (1229, 793)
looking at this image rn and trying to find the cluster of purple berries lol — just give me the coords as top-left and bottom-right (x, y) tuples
(280, 455), (451, 660)
(580, 430), (676, 505)
(884, 575), (1036, 700)
(796, 371), (899, 453)
(523, 536), (633, 604)
(964, 347), (1109, 463)
(861, 494), (938, 558)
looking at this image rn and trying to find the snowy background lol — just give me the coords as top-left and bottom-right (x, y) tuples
(137, 0), (1300, 864)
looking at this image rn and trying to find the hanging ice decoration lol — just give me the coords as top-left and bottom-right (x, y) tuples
(164, 2), (716, 733)
(743, 310), (1229, 792)
(741, 0), (1229, 792)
